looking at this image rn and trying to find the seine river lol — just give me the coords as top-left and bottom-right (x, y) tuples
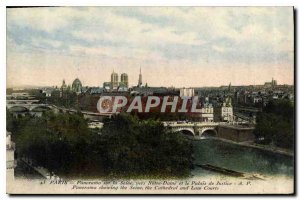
(11, 137), (294, 194)
(192, 139), (294, 178)
(14, 137), (294, 180)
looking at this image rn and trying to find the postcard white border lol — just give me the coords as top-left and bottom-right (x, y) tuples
(0, 0), (299, 199)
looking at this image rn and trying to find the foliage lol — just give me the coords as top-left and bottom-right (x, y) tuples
(47, 90), (78, 108)
(10, 111), (94, 175)
(98, 113), (193, 177)
(7, 110), (193, 178)
(254, 99), (294, 149)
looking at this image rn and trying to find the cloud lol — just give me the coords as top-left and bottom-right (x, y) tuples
(6, 7), (294, 87)
(7, 7), (78, 32)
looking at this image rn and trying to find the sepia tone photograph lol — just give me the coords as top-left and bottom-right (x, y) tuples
(6, 6), (294, 194)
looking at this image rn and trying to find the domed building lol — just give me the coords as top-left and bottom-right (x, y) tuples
(72, 78), (82, 94)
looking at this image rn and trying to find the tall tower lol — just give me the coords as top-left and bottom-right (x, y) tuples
(111, 70), (118, 89)
(138, 67), (142, 87)
(120, 73), (128, 87)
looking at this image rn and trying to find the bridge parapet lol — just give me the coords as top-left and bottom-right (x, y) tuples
(163, 121), (219, 136)
(6, 104), (51, 111)
(6, 100), (40, 104)
(163, 121), (219, 126)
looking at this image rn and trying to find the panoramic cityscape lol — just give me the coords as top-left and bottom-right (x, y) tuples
(6, 7), (294, 194)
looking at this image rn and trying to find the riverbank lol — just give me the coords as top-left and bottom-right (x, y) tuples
(191, 136), (294, 157)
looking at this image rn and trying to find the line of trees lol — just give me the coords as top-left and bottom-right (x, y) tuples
(7, 111), (193, 178)
(254, 99), (294, 149)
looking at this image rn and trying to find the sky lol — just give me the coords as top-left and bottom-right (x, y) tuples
(7, 7), (294, 88)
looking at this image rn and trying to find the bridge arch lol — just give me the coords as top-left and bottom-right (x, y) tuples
(200, 128), (217, 137)
(8, 106), (29, 112)
(31, 105), (51, 112)
(174, 128), (195, 136)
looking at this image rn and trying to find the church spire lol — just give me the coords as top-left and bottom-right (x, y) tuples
(138, 67), (142, 87)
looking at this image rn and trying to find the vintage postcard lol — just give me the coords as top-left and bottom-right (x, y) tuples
(6, 7), (294, 194)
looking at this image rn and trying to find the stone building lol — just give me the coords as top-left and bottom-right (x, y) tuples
(120, 73), (129, 88)
(214, 97), (233, 122)
(111, 71), (119, 90)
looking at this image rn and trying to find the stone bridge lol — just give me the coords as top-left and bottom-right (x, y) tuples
(163, 121), (219, 137)
(6, 100), (51, 112)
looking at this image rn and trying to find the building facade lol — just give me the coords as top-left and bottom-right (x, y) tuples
(111, 71), (119, 90)
(198, 104), (214, 122)
(214, 97), (233, 122)
(179, 88), (195, 97)
(120, 73), (129, 88)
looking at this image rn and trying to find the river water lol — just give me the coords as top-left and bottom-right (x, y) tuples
(192, 138), (294, 178)
(11, 137), (294, 193)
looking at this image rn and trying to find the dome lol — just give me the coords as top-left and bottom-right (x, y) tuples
(72, 78), (82, 93)
(72, 78), (82, 87)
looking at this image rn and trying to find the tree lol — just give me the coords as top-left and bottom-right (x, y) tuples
(12, 111), (193, 178)
(254, 99), (294, 149)
(99, 113), (194, 177)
